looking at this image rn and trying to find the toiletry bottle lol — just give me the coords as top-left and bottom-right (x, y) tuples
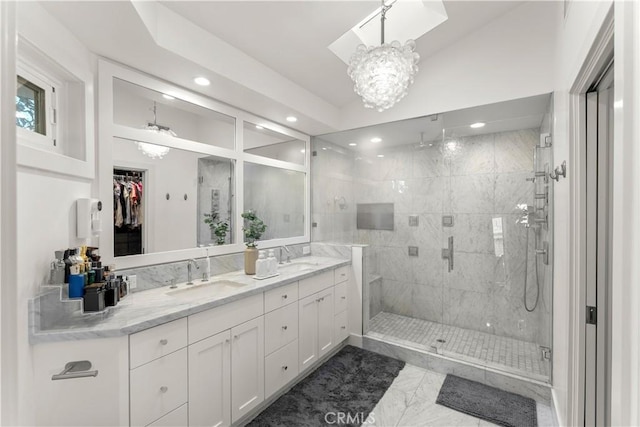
(255, 250), (267, 278)
(267, 249), (277, 276)
(49, 250), (66, 284)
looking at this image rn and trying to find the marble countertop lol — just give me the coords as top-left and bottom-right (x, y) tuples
(30, 256), (350, 344)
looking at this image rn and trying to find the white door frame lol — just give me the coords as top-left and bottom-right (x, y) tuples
(566, 7), (613, 427)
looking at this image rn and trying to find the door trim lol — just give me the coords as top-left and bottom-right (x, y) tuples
(567, 7), (613, 427)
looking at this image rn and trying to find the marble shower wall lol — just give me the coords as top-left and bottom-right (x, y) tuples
(354, 128), (549, 345)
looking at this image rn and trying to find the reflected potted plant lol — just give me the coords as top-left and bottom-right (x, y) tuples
(241, 210), (267, 275)
(204, 212), (229, 246)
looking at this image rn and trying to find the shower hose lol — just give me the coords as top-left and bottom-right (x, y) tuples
(523, 225), (540, 312)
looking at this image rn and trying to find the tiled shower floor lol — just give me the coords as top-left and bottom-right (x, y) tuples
(368, 312), (550, 382)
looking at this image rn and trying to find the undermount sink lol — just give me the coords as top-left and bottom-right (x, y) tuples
(277, 261), (321, 272)
(166, 280), (246, 299)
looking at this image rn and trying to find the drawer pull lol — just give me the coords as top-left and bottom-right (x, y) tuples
(160, 386), (168, 393)
(225, 339), (230, 344)
(282, 365), (288, 371)
(282, 294), (288, 299)
(282, 325), (288, 330)
(159, 339), (168, 345)
(341, 296), (346, 300)
(234, 335), (239, 340)
(51, 361), (98, 381)
(341, 326), (346, 329)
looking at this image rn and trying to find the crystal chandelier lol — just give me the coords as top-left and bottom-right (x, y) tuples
(348, 1), (420, 112)
(136, 102), (174, 160)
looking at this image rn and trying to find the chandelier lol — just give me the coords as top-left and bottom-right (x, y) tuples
(347, 1), (420, 112)
(136, 102), (174, 160)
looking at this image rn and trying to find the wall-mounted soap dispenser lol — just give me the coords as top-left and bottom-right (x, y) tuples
(77, 198), (102, 239)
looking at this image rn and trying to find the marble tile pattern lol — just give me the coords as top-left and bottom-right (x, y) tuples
(364, 361), (556, 427)
(29, 256), (349, 344)
(350, 128), (551, 346)
(368, 312), (549, 382)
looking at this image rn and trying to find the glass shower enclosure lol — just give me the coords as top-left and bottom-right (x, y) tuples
(312, 94), (554, 383)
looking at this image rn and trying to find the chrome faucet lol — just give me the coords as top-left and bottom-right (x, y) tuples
(279, 246), (291, 264)
(186, 259), (199, 285)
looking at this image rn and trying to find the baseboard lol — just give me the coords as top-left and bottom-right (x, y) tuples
(348, 333), (363, 348)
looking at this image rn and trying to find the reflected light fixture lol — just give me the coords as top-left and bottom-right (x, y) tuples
(286, 116), (298, 122)
(371, 137), (382, 143)
(348, 0), (420, 112)
(194, 76), (210, 86)
(470, 122), (486, 129)
(136, 102), (174, 160)
(348, 143), (357, 147)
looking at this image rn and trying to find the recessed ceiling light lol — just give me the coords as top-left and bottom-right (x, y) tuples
(286, 116), (298, 123)
(470, 122), (485, 129)
(371, 137), (382, 143)
(300, 149), (306, 153)
(162, 94), (175, 100)
(377, 154), (384, 158)
(322, 147), (328, 150)
(194, 77), (210, 86)
(348, 143), (357, 147)
(255, 125), (264, 130)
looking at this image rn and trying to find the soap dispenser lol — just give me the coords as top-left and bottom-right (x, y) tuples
(255, 250), (268, 278)
(267, 249), (277, 276)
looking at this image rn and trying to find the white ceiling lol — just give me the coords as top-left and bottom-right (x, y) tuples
(39, 0), (528, 134)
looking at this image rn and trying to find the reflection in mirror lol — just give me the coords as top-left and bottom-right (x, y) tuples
(244, 162), (305, 241)
(112, 137), (235, 256)
(113, 78), (235, 150)
(243, 121), (306, 165)
(197, 156), (234, 246)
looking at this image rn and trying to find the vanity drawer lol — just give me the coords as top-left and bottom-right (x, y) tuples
(264, 303), (298, 355)
(189, 293), (263, 344)
(298, 271), (334, 299)
(334, 266), (349, 284)
(147, 403), (187, 427)
(264, 282), (298, 313)
(334, 310), (349, 343)
(265, 340), (298, 398)
(334, 281), (348, 315)
(130, 348), (187, 427)
(130, 317), (187, 369)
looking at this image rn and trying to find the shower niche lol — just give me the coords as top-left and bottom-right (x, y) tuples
(313, 94), (555, 383)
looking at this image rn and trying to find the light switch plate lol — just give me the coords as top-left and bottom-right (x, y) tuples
(408, 246), (419, 257)
(442, 215), (454, 227)
(302, 246), (311, 255)
(409, 215), (419, 227)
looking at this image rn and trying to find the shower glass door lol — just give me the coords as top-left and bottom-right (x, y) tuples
(438, 117), (553, 381)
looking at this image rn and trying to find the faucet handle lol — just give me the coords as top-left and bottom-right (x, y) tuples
(168, 279), (177, 289)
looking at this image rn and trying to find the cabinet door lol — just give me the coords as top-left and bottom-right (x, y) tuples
(188, 330), (231, 427)
(317, 287), (335, 358)
(231, 317), (264, 423)
(298, 293), (319, 372)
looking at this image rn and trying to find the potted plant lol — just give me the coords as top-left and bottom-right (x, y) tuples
(241, 210), (267, 274)
(203, 212), (230, 245)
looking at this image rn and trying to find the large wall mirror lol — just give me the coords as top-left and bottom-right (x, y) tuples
(99, 61), (310, 268)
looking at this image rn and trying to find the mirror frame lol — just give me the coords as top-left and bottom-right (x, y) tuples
(99, 59), (310, 269)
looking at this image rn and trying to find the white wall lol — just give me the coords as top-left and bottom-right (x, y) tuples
(13, 3), (96, 425)
(547, 1), (640, 426)
(338, 1), (557, 131)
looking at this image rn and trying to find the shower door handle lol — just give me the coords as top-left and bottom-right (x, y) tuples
(442, 236), (454, 272)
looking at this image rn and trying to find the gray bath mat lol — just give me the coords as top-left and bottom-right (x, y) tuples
(436, 375), (537, 427)
(248, 345), (404, 426)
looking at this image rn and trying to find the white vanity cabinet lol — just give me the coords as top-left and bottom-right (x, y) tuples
(298, 271), (336, 373)
(188, 330), (231, 427)
(334, 268), (350, 343)
(187, 293), (264, 426)
(33, 336), (129, 427)
(129, 318), (188, 427)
